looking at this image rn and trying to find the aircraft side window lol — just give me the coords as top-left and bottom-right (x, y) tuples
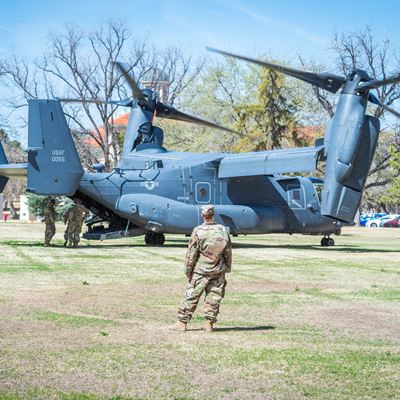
(313, 183), (323, 204)
(288, 185), (305, 209)
(195, 182), (211, 203)
(293, 189), (300, 200)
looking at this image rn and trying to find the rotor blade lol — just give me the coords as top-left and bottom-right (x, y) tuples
(156, 103), (240, 134)
(368, 93), (400, 119)
(58, 98), (123, 106)
(359, 73), (400, 91)
(113, 62), (148, 103)
(206, 47), (346, 94)
(59, 98), (135, 107)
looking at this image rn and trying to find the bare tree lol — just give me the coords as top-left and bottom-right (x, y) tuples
(0, 20), (204, 170)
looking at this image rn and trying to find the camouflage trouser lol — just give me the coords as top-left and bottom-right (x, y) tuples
(178, 272), (227, 323)
(44, 222), (55, 245)
(64, 222), (82, 246)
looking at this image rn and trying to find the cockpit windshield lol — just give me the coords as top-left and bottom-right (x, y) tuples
(313, 183), (323, 204)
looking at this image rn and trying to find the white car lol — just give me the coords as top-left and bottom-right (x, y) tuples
(366, 214), (399, 228)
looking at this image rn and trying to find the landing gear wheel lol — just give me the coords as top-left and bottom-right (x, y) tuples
(320, 236), (335, 247)
(145, 232), (165, 246)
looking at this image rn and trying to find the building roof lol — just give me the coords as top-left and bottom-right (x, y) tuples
(295, 125), (323, 143)
(111, 113), (130, 126)
(83, 113), (130, 147)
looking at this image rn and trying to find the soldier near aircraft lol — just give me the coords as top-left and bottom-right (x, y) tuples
(43, 197), (56, 246)
(63, 198), (89, 247)
(170, 205), (232, 333)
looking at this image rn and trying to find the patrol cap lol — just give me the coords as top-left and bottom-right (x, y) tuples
(201, 204), (215, 216)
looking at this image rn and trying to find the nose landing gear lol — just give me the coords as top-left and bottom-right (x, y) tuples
(321, 235), (335, 247)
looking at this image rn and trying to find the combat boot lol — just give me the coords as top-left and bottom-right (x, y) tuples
(204, 319), (214, 333)
(168, 321), (187, 332)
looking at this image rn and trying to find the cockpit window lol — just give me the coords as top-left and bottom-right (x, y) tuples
(313, 183), (323, 204)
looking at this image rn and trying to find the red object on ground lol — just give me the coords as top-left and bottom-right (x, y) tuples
(383, 216), (400, 227)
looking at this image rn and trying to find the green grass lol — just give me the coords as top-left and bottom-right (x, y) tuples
(0, 223), (399, 399)
(352, 288), (400, 302)
(29, 310), (117, 328)
(0, 391), (136, 400)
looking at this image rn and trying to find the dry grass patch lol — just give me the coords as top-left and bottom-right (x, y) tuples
(0, 222), (399, 399)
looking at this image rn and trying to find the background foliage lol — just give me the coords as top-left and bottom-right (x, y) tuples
(27, 194), (73, 220)
(0, 22), (399, 212)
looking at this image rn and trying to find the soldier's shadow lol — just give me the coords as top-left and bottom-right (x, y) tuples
(186, 325), (275, 332)
(215, 325), (276, 332)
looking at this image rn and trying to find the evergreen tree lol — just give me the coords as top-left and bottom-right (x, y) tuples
(233, 68), (298, 152)
(27, 194), (72, 220)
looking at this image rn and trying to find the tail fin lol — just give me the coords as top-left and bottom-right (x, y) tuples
(27, 99), (83, 195)
(0, 141), (9, 192)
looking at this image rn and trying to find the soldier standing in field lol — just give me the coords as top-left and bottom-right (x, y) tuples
(43, 197), (56, 246)
(170, 205), (232, 333)
(63, 198), (89, 248)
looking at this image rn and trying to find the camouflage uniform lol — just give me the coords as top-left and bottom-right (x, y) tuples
(64, 202), (88, 247)
(43, 198), (56, 246)
(178, 207), (232, 324)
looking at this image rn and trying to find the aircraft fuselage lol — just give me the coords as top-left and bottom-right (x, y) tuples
(77, 149), (341, 236)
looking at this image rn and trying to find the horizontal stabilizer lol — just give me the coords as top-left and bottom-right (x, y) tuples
(218, 145), (324, 178)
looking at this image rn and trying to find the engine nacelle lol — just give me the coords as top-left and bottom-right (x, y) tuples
(321, 94), (380, 222)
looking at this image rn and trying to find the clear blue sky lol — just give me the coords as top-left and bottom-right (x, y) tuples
(1, 0), (400, 62)
(1, 0), (400, 142)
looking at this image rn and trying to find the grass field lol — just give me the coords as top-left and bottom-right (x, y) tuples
(0, 222), (399, 400)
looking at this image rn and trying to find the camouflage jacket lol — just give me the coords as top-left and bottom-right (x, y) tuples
(43, 204), (55, 224)
(185, 223), (232, 276)
(64, 204), (88, 224)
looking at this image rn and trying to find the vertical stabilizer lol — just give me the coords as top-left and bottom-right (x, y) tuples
(27, 99), (83, 195)
(0, 142), (9, 192)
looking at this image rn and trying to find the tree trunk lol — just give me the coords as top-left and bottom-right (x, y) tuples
(7, 200), (18, 219)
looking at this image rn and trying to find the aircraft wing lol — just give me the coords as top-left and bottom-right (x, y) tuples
(218, 145), (324, 178)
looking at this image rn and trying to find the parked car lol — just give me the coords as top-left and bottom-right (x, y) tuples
(359, 212), (386, 226)
(381, 215), (400, 228)
(366, 214), (398, 228)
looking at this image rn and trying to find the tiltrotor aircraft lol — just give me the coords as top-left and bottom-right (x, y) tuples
(1, 49), (399, 246)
